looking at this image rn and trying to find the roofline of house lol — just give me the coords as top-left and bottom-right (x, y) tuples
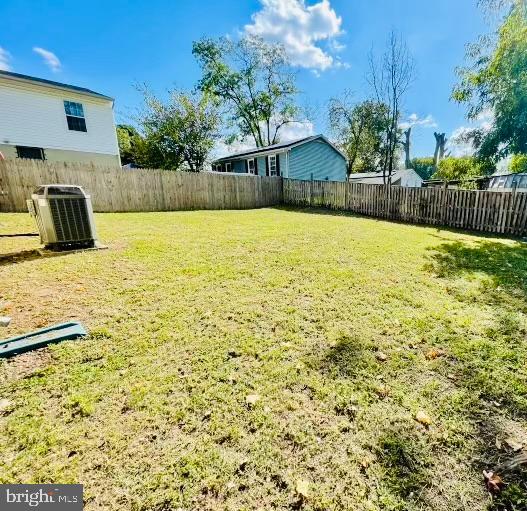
(0, 70), (114, 103)
(213, 135), (347, 163)
(423, 176), (490, 185)
(349, 168), (421, 176)
(348, 174), (385, 179)
(490, 172), (527, 178)
(214, 146), (290, 163)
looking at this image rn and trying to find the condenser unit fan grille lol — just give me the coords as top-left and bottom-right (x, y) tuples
(49, 198), (92, 242)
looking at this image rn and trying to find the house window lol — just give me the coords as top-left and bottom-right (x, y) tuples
(64, 101), (87, 132)
(247, 158), (256, 175)
(225, 162), (232, 172)
(268, 154), (279, 176)
(16, 146), (45, 160)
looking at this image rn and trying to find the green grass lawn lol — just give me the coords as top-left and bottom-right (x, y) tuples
(1, 208), (526, 511)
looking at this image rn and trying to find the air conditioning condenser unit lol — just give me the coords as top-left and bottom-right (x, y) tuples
(27, 185), (98, 250)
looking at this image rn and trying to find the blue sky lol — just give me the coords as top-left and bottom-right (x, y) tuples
(0, 0), (493, 158)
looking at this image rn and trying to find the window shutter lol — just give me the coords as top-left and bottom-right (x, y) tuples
(265, 156), (270, 176)
(276, 155), (281, 176)
(245, 160), (248, 173)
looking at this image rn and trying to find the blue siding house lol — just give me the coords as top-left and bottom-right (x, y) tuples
(211, 135), (347, 182)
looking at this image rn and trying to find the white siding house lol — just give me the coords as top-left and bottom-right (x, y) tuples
(0, 70), (120, 166)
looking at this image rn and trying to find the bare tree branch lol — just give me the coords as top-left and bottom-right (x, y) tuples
(367, 32), (415, 183)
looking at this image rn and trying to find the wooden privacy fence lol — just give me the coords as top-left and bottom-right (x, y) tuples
(1, 160), (526, 237)
(283, 179), (527, 237)
(0, 160), (283, 213)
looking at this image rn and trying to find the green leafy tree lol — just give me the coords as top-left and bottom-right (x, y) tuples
(432, 156), (495, 180)
(116, 124), (166, 168)
(116, 124), (144, 166)
(410, 157), (436, 180)
(452, 1), (527, 161)
(137, 88), (220, 171)
(329, 94), (389, 175)
(131, 134), (167, 170)
(193, 36), (300, 148)
(510, 153), (527, 172)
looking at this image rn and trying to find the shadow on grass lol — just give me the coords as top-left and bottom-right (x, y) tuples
(0, 245), (102, 267)
(0, 249), (68, 267)
(320, 238), (527, 509)
(321, 338), (434, 508)
(321, 334), (433, 502)
(273, 205), (526, 241)
(0, 249), (47, 266)
(427, 239), (527, 509)
(322, 334), (370, 378)
(376, 427), (431, 506)
(427, 240), (527, 301)
(427, 239), (527, 417)
(472, 413), (527, 511)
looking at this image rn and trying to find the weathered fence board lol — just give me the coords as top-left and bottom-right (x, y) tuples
(283, 179), (527, 237)
(0, 160), (283, 213)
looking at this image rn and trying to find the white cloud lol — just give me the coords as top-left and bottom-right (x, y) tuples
(329, 39), (346, 52)
(213, 138), (256, 160)
(0, 47), (12, 71)
(245, 0), (345, 71)
(33, 47), (61, 72)
(475, 107), (494, 131)
(278, 119), (315, 140)
(447, 126), (476, 157)
(400, 113), (437, 130)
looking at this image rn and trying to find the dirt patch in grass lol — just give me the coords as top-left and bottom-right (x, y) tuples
(1, 209), (526, 510)
(2, 349), (54, 382)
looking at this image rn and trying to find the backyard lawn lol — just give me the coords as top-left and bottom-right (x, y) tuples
(1, 208), (526, 511)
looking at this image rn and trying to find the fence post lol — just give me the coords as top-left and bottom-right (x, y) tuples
(0, 162), (11, 212)
(310, 173), (314, 207)
(441, 181), (449, 226)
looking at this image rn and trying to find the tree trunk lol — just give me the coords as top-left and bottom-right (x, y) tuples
(434, 132), (447, 166)
(439, 135), (447, 160)
(403, 127), (411, 169)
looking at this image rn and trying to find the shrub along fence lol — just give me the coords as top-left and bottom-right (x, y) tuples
(283, 179), (527, 237)
(1, 160), (526, 237)
(0, 160), (283, 213)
